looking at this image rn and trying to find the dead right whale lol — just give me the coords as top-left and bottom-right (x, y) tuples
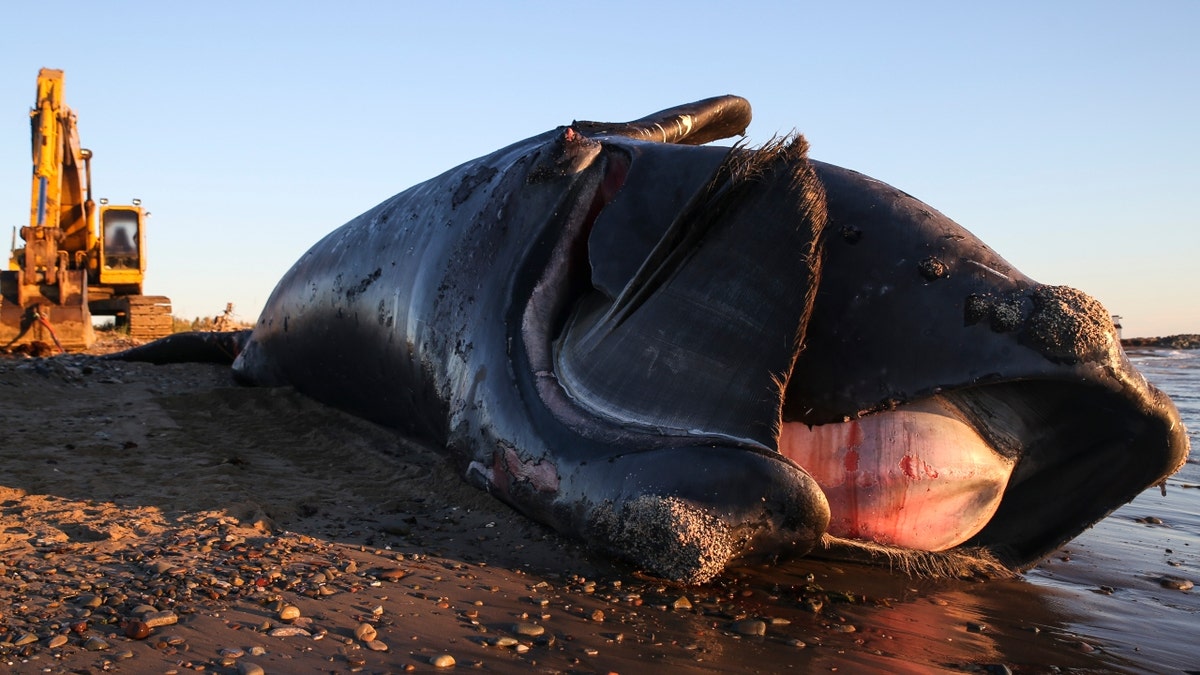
(113, 96), (1190, 583)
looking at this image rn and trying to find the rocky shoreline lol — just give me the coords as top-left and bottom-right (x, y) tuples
(1121, 334), (1200, 349)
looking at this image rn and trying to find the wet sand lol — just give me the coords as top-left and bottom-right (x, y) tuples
(0, 350), (1195, 674)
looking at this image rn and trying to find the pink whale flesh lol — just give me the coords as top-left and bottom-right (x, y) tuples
(779, 398), (1015, 551)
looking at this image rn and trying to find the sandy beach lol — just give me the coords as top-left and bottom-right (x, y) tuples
(0, 344), (1195, 674)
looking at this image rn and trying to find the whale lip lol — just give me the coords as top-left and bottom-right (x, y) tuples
(944, 376), (1189, 567)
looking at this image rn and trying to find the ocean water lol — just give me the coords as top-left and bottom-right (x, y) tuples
(1120, 347), (1200, 531)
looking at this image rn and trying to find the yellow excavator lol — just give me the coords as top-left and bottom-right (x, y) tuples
(1, 68), (171, 351)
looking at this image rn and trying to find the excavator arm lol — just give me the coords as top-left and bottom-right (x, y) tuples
(25, 69), (96, 272)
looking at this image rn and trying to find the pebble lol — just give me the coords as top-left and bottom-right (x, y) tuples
(143, 610), (179, 627)
(431, 653), (456, 668)
(354, 623), (378, 642)
(512, 622), (545, 637)
(672, 596), (692, 611)
(589, 609), (605, 622)
(14, 632), (38, 646)
(966, 622), (987, 633)
(730, 619), (766, 636)
(83, 636), (110, 651)
(46, 634), (68, 649)
(1159, 575), (1194, 591)
(237, 662), (266, 675)
(278, 604), (301, 622)
(125, 620), (151, 639)
(75, 593), (103, 608)
(366, 639), (389, 651)
(221, 647), (246, 658)
(787, 638), (807, 648)
(268, 626), (311, 637)
(379, 568), (408, 581)
(494, 637), (518, 648)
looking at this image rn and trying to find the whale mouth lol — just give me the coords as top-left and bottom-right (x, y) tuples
(778, 377), (1186, 567)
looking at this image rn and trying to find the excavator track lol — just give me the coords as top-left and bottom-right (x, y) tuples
(122, 295), (173, 341)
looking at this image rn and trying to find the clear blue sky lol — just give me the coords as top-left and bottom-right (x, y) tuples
(1, 1), (1196, 337)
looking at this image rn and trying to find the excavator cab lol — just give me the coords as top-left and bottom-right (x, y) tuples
(98, 202), (145, 282)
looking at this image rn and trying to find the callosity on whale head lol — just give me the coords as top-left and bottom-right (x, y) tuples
(144, 96), (1186, 583)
